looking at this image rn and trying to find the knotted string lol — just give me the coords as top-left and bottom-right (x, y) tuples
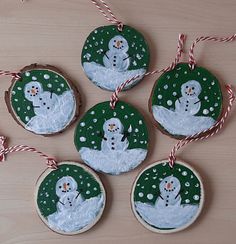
(110, 33), (186, 109)
(90, 0), (123, 31)
(168, 85), (235, 168)
(0, 70), (21, 79)
(0, 136), (58, 169)
(188, 34), (236, 70)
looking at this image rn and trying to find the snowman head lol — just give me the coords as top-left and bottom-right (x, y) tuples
(24, 81), (43, 101)
(159, 176), (181, 195)
(103, 118), (124, 134)
(56, 176), (78, 197)
(32, 91), (59, 116)
(181, 80), (202, 98)
(108, 35), (129, 52)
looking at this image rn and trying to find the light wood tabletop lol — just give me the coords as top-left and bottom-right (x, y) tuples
(0, 0), (235, 243)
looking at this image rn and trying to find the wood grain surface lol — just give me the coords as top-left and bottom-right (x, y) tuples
(0, 0), (235, 243)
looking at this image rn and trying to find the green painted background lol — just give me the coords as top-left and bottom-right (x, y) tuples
(81, 25), (150, 70)
(133, 162), (201, 205)
(37, 164), (102, 218)
(151, 63), (223, 120)
(74, 101), (148, 151)
(11, 69), (71, 124)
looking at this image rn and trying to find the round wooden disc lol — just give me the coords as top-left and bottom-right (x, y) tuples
(5, 64), (80, 136)
(81, 25), (150, 91)
(149, 63), (223, 139)
(35, 161), (106, 235)
(131, 159), (204, 233)
(74, 100), (149, 175)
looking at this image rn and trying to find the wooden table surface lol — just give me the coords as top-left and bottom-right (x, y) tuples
(0, 0), (235, 243)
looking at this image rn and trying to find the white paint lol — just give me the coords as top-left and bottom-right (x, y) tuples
(175, 80), (202, 115)
(47, 194), (104, 233)
(101, 118), (129, 152)
(79, 147), (147, 175)
(103, 35), (130, 72)
(24, 82), (76, 134)
(152, 105), (215, 136)
(135, 176), (199, 229)
(83, 61), (146, 91)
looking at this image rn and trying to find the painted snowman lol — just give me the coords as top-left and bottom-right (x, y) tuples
(156, 176), (181, 208)
(24, 81), (59, 117)
(103, 35), (130, 72)
(55, 176), (83, 212)
(101, 118), (129, 152)
(175, 80), (202, 115)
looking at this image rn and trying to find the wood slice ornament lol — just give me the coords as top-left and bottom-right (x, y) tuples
(131, 160), (204, 233)
(150, 63), (223, 139)
(82, 1), (150, 91)
(35, 161), (106, 235)
(5, 64), (80, 136)
(74, 101), (148, 175)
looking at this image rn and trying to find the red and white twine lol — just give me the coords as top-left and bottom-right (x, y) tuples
(90, 0), (123, 31)
(110, 33), (186, 109)
(168, 85), (235, 168)
(189, 34), (236, 70)
(0, 136), (58, 169)
(0, 70), (21, 79)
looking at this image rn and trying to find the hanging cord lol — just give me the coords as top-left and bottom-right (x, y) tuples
(0, 70), (21, 79)
(90, 0), (123, 31)
(168, 85), (235, 168)
(188, 34), (236, 70)
(110, 33), (186, 109)
(0, 136), (58, 169)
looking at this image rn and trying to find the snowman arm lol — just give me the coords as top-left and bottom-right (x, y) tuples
(123, 56), (131, 61)
(175, 189), (184, 199)
(194, 99), (202, 104)
(75, 189), (83, 199)
(58, 200), (65, 205)
(121, 131), (130, 141)
(97, 131), (107, 141)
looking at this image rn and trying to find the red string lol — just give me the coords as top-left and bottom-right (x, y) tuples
(189, 34), (236, 70)
(0, 136), (58, 169)
(90, 0), (123, 31)
(168, 85), (235, 168)
(110, 33), (186, 109)
(0, 70), (21, 79)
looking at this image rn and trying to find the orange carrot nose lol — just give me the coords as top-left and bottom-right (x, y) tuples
(110, 124), (114, 129)
(167, 182), (172, 189)
(31, 88), (36, 94)
(117, 40), (121, 47)
(188, 88), (192, 93)
(63, 183), (67, 190)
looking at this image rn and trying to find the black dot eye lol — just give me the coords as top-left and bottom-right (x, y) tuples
(165, 181), (168, 183)
(171, 181), (173, 184)
(114, 40), (116, 42)
(32, 86), (35, 88)
(67, 183), (70, 186)
(192, 87), (195, 90)
(186, 86), (188, 88)
(59, 186), (62, 188)
(120, 40), (123, 43)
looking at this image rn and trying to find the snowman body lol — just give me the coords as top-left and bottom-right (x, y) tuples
(174, 80), (202, 116)
(101, 118), (129, 152)
(57, 191), (83, 213)
(103, 35), (130, 72)
(156, 176), (181, 208)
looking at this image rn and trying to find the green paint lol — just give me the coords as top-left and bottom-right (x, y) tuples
(11, 69), (71, 124)
(151, 63), (222, 121)
(74, 101), (148, 151)
(81, 25), (150, 70)
(133, 162), (201, 205)
(37, 164), (102, 218)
